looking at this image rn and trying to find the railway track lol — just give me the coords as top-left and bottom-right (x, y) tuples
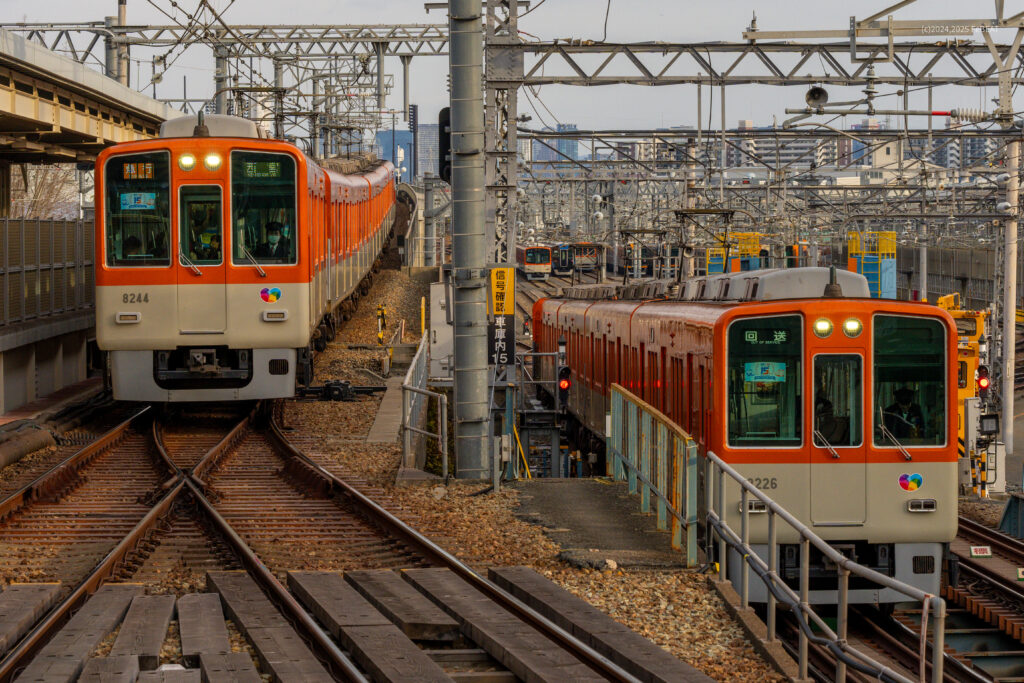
(0, 402), (648, 682)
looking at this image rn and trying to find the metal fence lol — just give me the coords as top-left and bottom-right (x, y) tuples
(0, 218), (94, 327)
(402, 333), (448, 477)
(606, 384), (698, 566)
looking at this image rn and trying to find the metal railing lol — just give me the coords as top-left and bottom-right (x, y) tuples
(401, 333), (448, 478)
(0, 218), (95, 327)
(605, 384), (947, 683)
(606, 385), (698, 566)
(706, 451), (946, 683)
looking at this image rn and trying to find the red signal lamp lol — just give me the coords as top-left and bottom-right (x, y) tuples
(978, 376), (990, 390)
(559, 378), (571, 391)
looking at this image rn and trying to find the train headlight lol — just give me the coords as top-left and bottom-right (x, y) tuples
(843, 318), (863, 337)
(178, 153), (196, 171)
(813, 318), (833, 338)
(203, 153), (222, 171)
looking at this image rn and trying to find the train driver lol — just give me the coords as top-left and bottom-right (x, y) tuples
(255, 222), (290, 259)
(883, 387), (925, 439)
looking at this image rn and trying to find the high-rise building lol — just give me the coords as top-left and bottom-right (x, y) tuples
(555, 123), (579, 161)
(418, 123), (440, 177)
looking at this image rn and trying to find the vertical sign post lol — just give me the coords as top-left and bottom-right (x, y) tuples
(489, 267), (516, 367)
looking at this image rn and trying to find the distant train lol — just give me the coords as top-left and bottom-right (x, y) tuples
(96, 114), (396, 401)
(516, 244), (551, 281)
(551, 243), (574, 276)
(533, 267), (958, 604)
(572, 242), (601, 271)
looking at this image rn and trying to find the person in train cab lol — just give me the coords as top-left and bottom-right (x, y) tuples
(197, 234), (221, 261)
(151, 232), (167, 258)
(883, 387), (925, 439)
(255, 221), (289, 258)
(124, 235), (142, 257)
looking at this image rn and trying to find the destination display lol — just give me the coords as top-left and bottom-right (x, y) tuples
(122, 162), (154, 180)
(244, 161), (282, 178)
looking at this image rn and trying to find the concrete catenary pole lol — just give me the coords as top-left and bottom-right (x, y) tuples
(449, 0), (490, 478)
(116, 0), (128, 86)
(1004, 138), (1018, 456)
(214, 46), (228, 115)
(104, 16), (118, 79)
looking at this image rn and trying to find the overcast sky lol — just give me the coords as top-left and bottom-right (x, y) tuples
(10, 1), (1024, 132)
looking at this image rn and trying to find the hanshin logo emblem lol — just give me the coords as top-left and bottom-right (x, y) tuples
(260, 287), (282, 303)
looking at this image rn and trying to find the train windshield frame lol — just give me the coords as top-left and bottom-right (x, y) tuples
(230, 150), (298, 266)
(872, 314), (947, 448)
(726, 314), (803, 448)
(104, 150), (172, 267)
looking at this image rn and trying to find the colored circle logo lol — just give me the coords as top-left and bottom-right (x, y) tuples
(899, 473), (923, 491)
(260, 287), (282, 303)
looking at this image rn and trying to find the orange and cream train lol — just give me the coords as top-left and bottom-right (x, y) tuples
(95, 114), (395, 401)
(533, 268), (958, 603)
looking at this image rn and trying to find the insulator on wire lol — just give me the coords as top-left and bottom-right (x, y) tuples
(950, 108), (987, 123)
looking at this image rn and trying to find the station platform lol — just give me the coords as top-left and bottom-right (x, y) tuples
(512, 478), (689, 569)
(0, 376), (102, 427)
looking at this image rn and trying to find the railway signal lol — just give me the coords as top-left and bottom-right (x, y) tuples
(977, 365), (991, 400)
(558, 366), (571, 406)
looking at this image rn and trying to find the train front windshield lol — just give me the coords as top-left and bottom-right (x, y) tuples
(727, 315), (803, 447)
(231, 151), (297, 265)
(104, 151), (172, 267)
(873, 315), (946, 446)
(525, 248), (549, 264)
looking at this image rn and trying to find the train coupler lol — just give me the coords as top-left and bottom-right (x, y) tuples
(296, 380), (386, 402)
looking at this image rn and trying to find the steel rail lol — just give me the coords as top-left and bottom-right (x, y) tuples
(264, 416), (642, 683)
(0, 405), (151, 520)
(0, 410), (180, 683)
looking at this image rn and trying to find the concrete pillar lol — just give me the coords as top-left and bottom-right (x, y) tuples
(401, 56), (411, 121)
(449, 0), (490, 478)
(214, 46), (229, 115)
(104, 16), (118, 79)
(0, 162), (9, 218)
(117, 0), (129, 87)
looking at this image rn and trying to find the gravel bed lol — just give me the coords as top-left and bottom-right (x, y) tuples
(960, 497), (1006, 526)
(286, 257), (783, 681)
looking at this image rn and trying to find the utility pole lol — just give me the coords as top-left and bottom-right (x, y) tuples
(214, 45), (228, 115)
(449, 0), (490, 478)
(116, 0), (128, 86)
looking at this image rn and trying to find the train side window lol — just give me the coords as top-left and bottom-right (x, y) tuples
(957, 361), (967, 389)
(179, 185), (223, 266)
(873, 315), (946, 447)
(726, 315), (803, 447)
(231, 151), (297, 265)
(104, 151), (171, 267)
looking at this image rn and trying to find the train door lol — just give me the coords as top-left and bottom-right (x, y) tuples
(177, 184), (226, 333)
(810, 353), (866, 525)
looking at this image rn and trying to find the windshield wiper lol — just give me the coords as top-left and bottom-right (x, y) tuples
(813, 429), (840, 459)
(240, 245), (267, 278)
(878, 408), (912, 460)
(180, 251), (202, 276)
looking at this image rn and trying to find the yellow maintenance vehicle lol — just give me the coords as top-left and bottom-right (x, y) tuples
(936, 293), (1002, 496)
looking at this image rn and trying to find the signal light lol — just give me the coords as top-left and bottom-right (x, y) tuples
(557, 366), (571, 406)
(977, 365), (991, 399)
